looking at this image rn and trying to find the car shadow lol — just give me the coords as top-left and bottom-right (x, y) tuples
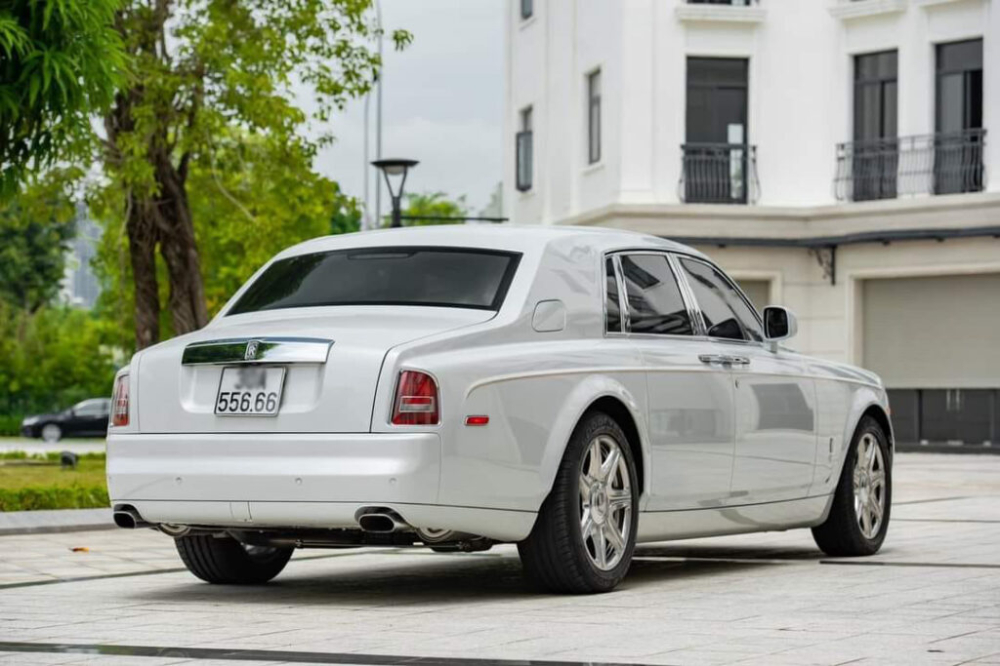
(128, 548), (775, 607)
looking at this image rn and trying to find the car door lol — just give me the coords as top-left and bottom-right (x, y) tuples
(676, 256), (819, 504)
(70, 400), (108, 437)
(611, 252), (735, 511)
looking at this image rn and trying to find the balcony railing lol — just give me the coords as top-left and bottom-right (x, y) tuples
(834, 129), (986, 202)
(686, 0), (758, 5)
(679, 143), (759, 204)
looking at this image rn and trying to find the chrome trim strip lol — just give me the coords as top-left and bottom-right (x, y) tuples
(181, 337), (334, 365)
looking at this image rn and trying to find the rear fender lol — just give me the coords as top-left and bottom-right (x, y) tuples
(535, 375), (650, 512)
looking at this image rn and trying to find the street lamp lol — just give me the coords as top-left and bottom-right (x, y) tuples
(372, 158), (418, 228)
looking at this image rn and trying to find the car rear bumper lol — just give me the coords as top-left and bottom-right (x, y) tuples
(106, 432), (536, 542)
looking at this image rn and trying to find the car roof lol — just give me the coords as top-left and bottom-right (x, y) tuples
(276, 225), (708, 261)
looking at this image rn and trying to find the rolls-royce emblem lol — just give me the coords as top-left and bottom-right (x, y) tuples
(244, 339), (261, 361)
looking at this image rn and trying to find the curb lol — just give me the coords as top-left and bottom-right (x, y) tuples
(0, 508), (115, 536)
(896, 444), (998, 455)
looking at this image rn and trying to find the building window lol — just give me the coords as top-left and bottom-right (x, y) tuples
(682, 57), (755, 204)
(520, 0), (532, 20)
(851, 50), (898, 201)
(587, 70), (601, 165)
(516, 107), (533, 192)
(935, 39), (984, 195)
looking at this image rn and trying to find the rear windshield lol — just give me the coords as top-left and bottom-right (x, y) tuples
(228, 246), (522, 315)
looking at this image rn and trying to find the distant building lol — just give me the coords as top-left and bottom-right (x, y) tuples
(504, 0), (999, 446)
(61, 206), (101, 309)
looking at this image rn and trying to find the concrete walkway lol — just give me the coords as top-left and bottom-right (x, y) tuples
(0, 452), (997, 665)
(0, 508), (113, 536)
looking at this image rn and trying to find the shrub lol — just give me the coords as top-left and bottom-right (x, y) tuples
(0, 485), (109, 512)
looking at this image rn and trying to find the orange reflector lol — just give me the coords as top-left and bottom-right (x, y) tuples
(465, 415), (489, 426)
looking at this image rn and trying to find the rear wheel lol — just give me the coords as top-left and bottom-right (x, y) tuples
(41, 424), (61, 443)
(175, 534), (292, 584)
(812, 416), (891, 556)
(518, 412), (638, 594)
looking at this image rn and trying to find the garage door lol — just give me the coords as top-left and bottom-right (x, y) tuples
(863, 273), (1000, 445)
(736, 280), (771, 314)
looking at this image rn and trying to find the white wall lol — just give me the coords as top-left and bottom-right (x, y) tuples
(505, 0), (994, 222)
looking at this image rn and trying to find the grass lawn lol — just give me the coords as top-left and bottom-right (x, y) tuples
(0, 453), (108, 511)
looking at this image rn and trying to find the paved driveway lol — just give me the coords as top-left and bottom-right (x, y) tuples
(0, 438), (105, 455)
(0, 453), (997, 666)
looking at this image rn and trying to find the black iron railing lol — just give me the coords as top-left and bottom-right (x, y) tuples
(679, 143), (759, 204)
(834, 129), (986, 202)
(686, 0), (758, 5)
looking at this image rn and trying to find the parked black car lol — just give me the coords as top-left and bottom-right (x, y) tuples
(21, 399), (111, 442)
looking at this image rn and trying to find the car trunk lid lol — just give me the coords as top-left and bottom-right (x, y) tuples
(136, 307), (491, 433)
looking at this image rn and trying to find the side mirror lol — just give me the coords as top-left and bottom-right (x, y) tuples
(763, 306), (797, 346)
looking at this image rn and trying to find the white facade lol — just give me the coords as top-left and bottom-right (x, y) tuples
(505, 0), (1000, 446)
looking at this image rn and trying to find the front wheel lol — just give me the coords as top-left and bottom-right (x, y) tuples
(175, 534), (292, 584)
(518, 412), (638, 594)
(812, 416), (891, 556)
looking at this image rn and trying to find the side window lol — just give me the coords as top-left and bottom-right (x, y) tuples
(620, 254), (694, 336)
(74, 400), (104, 417)
(605, 258), (622, 333)
(679, 258), (763, 342)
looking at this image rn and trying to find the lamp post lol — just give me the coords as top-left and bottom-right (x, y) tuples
(372, 158), (418, 228)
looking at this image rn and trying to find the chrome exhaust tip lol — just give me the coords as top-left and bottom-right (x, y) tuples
(112, 505), (151, 529)
(355, 507), (411, 533)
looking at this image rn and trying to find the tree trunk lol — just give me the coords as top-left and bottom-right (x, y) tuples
(127, 196), (161, 350)
(153, 151), (209, 336)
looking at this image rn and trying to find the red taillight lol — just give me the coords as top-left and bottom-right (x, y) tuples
(392, 371), (439, 426)
(111, 375), (129, 427)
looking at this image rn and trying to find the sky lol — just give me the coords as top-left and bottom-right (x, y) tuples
(313, 0), (505, 222)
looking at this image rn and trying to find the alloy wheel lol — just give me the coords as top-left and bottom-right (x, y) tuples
(852, 433), (886, 539)
(579, 434), (632, 571)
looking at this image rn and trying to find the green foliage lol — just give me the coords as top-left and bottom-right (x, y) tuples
(94, 134), (364, 326)
(0, 456), (108, 511)
(399, 191), (469, 227)
(0, 485), (109, 511)
(0, 169), (80, 311)
(0, 300), (119, 416)
(0, 415), (22, 437)
(106, 0), (411, 200)
(0, 0), (124, 197)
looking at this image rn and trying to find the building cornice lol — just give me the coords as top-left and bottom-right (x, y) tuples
(828, 0), (908, 20)
(675, 3), (766, 24)
(557, 192), (1000, 242)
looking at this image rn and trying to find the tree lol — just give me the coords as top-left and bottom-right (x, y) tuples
(0, 1), (124, 197)
(99, 1), (409, 350)
(399, 191), (469, 226)
(0, 300), (118, 416)
(93, 133), (363, 343)
(0, 170), (79, 312)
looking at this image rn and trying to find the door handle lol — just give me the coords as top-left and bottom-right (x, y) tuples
(699, 354), (751, 366)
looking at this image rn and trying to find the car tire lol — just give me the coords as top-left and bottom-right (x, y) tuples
(518, 411), (639, 594)
(812, 416), (891, 557)
(40, 424), (62, 443)
(175, 534), (293, 584)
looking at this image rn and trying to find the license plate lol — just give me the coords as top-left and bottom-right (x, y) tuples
(215, 366), (285, 417)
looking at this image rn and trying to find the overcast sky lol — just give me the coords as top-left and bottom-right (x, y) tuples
(313, 0), (505, 220)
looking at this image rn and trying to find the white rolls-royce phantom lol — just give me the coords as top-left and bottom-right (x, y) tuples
(107, 226), (892, 593)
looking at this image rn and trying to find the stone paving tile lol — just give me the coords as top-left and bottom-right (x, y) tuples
(0, 452), (997, 666)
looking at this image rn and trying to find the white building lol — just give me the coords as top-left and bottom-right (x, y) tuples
(504, 0), (1000, 447)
